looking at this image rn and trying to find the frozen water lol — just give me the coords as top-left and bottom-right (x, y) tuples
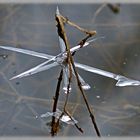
(115, 76), (140, 87)
(75, 63), (140, 87)
(37, 109), (78, 125)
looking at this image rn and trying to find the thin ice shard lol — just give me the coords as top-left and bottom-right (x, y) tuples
(10, 53), (62, 80)
(78, 74), (91, 90)
(0, 45), (53, 59)
(0, 35), (139, 88)
(75, 62), (140, 87)
(115, 75), (140, 87)
(56, 6), (60, 16)
(58, 36), (66, 53)
(1, 39), (94, 82)
(70, 37), (105, 53)
(0, 38), (97, 61)
(10, 62), (58, 80)
(38, 109), (78, 125)
(63, 65), (72, 94)
(12, 38), (97, 84)
(63, 65), (90, 93)
(57, 8), (66, 53)
(72, 67), (90, 90)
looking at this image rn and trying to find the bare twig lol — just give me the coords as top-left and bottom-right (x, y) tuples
(62, 73), (84, 133)
(55, 10), (101, 137)
(70, 59), (101, 137)
(51, 69), (63, 136)
(61, 15), (96, 36)
(56, 11), (83, 133)
(65, 110), (83, 133)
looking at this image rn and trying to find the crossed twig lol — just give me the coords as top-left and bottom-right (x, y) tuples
(0, 6), (140, 137)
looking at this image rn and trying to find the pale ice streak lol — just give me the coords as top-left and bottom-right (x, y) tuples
(0, 45), (53, 59)
(36, 108), (78, 125)
(0, 38), (95, 91)
(1, 39), (140, 88)
(10, 62), (59, 80)
(75, 62), (140, 87)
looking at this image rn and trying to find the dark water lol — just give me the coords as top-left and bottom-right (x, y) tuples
(0, 4), (140, 136)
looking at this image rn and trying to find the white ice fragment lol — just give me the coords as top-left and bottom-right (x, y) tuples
(82, 84), (91, 90)
(59, 36), (66, 53)
(60, 115), (73, 124)
(75, 62), (140, 87)
(0, 45), (53, 59)
(63, 66), (72, 94)
(75, 62), (116, 79)
(40, 112), (53, 118)
(63, 87), (72, 94)
(38, 109), (78, 125)
(77, 73), (91, 90)
(72, 67), (91, 90)
(10, 62), (58, 80)
(115, 75), (140, 87)
(1, 37), (139, 89)
(56, 6), (60, 15)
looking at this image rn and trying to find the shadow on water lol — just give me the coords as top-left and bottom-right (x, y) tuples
(0, 4), (140, 136)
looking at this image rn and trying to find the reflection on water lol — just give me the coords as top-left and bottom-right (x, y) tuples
(0, 4), (140, 136)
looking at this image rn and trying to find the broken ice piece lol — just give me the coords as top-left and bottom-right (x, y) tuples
(115, 75), (140, 87)
(75, 62), (140, 87)
(63, 87), (72, 94)
(38, 109), (78, 125)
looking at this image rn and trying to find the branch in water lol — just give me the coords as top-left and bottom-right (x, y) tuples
(55, 8), (101, 137)
(51, 69), (63, 136)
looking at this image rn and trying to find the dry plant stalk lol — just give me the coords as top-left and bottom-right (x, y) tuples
(51, 8), (101, 137)
(51, 69), (63, 136)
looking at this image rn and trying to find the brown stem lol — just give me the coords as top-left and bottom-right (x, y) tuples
(63, 76), (83, 133)
(55, 12), (101, 137)
(51, 69), (63, 136)
(64, 110), (84, 133)
(61, 15), (96, 36)
(70, 58), (101, 137)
